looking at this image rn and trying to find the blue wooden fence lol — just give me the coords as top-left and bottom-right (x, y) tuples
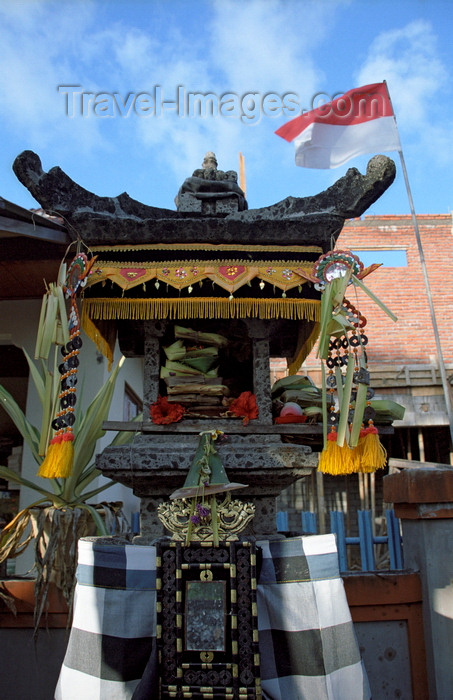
(276, 508), (403, 572)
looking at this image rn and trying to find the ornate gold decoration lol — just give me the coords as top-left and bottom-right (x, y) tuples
(157, 495), (255, 542)
(85, 261), (314, 294)
(200, 569), (213, 581)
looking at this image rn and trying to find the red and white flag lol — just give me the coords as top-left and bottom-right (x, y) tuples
(275, 82), (401, 169)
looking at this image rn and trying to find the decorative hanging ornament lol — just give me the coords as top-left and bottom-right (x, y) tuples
(38, 251), (96, 479)
(313, 249), (363, 286)
(301, 249), (396, 476)
(168, 431), (247, 546)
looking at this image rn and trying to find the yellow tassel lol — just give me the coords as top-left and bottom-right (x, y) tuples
(350, 441), (364, 473)
(348, 428), (367, 473)
(37, 437), (59, 478)
(318, 430), (356, 475)
(37, 433), (74, 479)
(359, 423), (387, 472)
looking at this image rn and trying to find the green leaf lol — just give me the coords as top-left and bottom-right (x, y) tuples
(74, 479), (117, 503)
(38, 369), (54, 456)
(39, 291), (58, 360)
(22, 347), (46, 404)
(62, 358), (125, 499)
(56, 284), (70, 345)
(108, 413), (143, 446)
(331, 268), (353, 306)
(337, 354), (355, 447)
(349, 382), (368, 447)
(73, 465), (100, 496)
(78, 504), (108, 535)
(369, 399), (406, 422)
(321, 362), (328, 447)
(352, 275), (398, 322)
(0, 466), (60, 502)
(0, 385), (41, 462)
(335, 366), (344, 406)
(34, 294), (48, 360)
(317, 282), (336, 359)
(1, 345), (131, 507)
(73, 360), (123, 467)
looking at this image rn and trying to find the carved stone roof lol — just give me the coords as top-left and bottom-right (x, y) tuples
(12, 150), (396, 252)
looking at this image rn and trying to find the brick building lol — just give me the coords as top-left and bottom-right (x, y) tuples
(337, 213), (453, 463)
(275, 214), (453, 533)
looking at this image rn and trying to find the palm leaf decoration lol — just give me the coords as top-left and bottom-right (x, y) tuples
(0, 345), (140, 632)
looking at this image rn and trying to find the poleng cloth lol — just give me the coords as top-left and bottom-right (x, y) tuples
(54, 535), (370, 699)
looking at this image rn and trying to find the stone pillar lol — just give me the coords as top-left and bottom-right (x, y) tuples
(143, 320), (167, 416)
(383, 467), (453, 700)
(244, 319), (273, 425)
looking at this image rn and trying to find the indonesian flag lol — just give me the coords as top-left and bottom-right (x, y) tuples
(275, 82), (401, 169)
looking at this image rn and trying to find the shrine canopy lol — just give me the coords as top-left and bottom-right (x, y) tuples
(12, 150), (396, 370)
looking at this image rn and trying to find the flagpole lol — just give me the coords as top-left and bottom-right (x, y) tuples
(384, 82), (453, 447)
(239, 152), (246, 198)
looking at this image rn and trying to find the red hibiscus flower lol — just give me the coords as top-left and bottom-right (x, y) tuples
(229, 391), (259, 425)
(150, 396), (185, 424)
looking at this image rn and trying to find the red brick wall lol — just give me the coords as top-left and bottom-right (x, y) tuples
(310, 214), (453, 366)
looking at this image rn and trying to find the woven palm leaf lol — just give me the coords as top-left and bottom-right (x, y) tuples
(174, 325), (228, 347)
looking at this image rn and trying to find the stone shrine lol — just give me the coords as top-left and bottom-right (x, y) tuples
(13, 150), (396, 541)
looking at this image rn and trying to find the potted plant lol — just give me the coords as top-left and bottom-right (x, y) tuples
(0, 346), (140, 630)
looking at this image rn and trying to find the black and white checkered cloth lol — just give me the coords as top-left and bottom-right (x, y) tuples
(257, 535), (370, 699)
(55, 534), (370, 699)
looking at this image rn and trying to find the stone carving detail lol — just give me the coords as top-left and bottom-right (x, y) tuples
(157, 496), (255, 542)
(175, 151), (247, 213)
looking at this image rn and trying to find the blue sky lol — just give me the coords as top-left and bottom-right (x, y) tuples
(1, 0), (452, 218)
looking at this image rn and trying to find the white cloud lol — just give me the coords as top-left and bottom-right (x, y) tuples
(105, 0), (348, 194)
(355, 19), (451, 168)
(2, 0), (403, 209)
(357, 20), (447, 123)
(0, 0), (107, 153)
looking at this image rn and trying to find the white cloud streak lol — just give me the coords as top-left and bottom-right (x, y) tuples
(0, 0), (346, 197)
(1, 1), (451, 209)
(0, 0), (107, 154)
(355, 19), (451, 167)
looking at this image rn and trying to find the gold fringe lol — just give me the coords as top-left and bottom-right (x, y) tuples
(318, 440), (350, 475)
(82, 312), (115, 371)
(82, 297), (321, 322)
(37, 440), (58, 478)
(318, 442), (360, 476)
(89, 259), (316, 269)
(318, 427), (364, 476)
(287, 322), (321, 375)
(90, 242), (324, 254)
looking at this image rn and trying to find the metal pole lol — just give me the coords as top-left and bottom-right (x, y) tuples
(398, 148), (453, 446)
(383, 82), (453, 445)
